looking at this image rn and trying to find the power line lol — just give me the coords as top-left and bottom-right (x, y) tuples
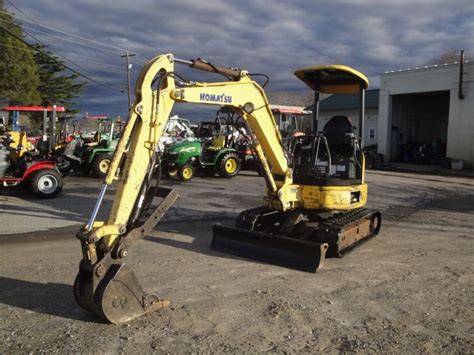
(2, 3), (149, 62)
(0, 24), (124, 93)
(21, 23), (105, 76)
(0, 18), (132, 56)
(0, 6), (128, 91)
(0, 15), (130, 78)
(0, 43), (126, 68)
(0, 17), (116, 74)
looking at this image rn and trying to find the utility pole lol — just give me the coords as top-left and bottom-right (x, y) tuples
(121, 52), (136, 110)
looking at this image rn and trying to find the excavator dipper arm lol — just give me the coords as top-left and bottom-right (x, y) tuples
(74, 54), (180, 324)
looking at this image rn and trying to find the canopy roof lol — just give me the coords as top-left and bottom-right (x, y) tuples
(271, 105), (310, 115)
(294, 65), (369, 94)
(0, 105), (65, 112)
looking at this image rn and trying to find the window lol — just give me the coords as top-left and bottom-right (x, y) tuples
(369, 128), (376, 140)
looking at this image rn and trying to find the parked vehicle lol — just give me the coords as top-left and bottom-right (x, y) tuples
(62, 117), (122, 178)
(162, 109), (241, 181)
(0, 127), (62, 198)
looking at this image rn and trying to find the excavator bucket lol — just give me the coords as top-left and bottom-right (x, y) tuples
(211, 224), (328, 272)
(74, 263), (169, 324)
(74, 187), (178, 324)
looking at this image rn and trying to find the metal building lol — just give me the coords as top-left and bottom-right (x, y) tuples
(378, 60), (474, 169)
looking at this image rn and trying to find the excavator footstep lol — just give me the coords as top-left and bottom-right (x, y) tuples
(74, 264), (169, 324)
(211, 224), (328, 273)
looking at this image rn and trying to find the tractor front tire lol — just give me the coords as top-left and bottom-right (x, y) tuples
(164, 165), (178, 179)
(30, 169), (63, 198)
(92, 154), (113, 179)
(178, 164), (194, 182)
(218, 152), (241, 178)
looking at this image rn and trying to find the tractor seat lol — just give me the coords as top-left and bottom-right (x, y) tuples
(323, 115), (353, 148)
(207, 136), (226, 151)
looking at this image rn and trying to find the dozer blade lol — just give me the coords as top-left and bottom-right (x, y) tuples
(211, 224), (328, 273)
(74, 263), (170, 324)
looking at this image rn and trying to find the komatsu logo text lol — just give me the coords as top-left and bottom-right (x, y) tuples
(199, 93), (232, 103)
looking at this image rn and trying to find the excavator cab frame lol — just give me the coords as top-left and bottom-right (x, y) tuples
(288, 66), (369, 187)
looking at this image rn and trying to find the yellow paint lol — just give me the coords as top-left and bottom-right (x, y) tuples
(294, 64), (369, 93)
(7, 131), (35, 161)
(225, 158), (238, 173)
(94, 53), (370, 250)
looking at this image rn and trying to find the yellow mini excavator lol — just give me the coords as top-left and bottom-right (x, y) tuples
(73, 53), (381, 324)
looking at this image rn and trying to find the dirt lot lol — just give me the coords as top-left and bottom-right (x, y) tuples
(0, 171), (473, 353)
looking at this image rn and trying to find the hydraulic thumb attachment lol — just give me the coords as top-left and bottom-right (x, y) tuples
(74, 187), (178, 324)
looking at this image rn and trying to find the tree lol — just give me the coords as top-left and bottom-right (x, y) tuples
(33, 44), (86, 114)
(426, 49), (472, 65)
(267, 90), (314, 107)
(0, 0), (40, 105)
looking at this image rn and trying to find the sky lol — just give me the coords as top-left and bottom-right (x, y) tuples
(4, 0), (474, 121)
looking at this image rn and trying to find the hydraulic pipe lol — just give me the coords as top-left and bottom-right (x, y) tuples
(85, 183), (108, 232)
(175, 56), (242, 80)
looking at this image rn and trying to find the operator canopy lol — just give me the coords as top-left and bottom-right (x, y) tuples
(294, 65), (369, 94)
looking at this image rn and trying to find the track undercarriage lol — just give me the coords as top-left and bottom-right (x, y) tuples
(212, 206), (382, 272)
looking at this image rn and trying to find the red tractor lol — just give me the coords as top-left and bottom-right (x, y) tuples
(0, 106), (63, 198)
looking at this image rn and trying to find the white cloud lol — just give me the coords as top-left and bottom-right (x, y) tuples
(7, 0), (474, 117)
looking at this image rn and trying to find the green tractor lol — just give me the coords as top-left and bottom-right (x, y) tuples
(63, 117), (123, 178)
(162, 109), (241, 181)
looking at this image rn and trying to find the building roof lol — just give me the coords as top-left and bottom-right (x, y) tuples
(382, 60), (471, 75)
(305, 89), (379, 111)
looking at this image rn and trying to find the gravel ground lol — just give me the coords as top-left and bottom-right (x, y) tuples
(0, 171), (473, 353)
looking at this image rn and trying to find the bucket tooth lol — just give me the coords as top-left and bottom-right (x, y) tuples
(211, 224), (328, 273)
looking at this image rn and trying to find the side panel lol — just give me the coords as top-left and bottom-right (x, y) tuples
(300, 184), (368, 210)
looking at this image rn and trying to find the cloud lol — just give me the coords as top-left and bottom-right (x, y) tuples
(7, 0), (474, 119)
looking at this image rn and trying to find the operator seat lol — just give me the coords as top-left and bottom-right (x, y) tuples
(322, 115), (353, 152)
(207, 136), (226, 151)
(293, 115), (361, 186)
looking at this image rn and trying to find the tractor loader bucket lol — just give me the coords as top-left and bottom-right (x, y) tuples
(211, 224), (328, 273)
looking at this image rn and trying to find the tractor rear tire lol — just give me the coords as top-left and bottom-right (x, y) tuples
(92, 154), (113, 179)
(30, 169), (63, 198)
(218, 152), (241, 178)
(178, 164), (194, 182)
